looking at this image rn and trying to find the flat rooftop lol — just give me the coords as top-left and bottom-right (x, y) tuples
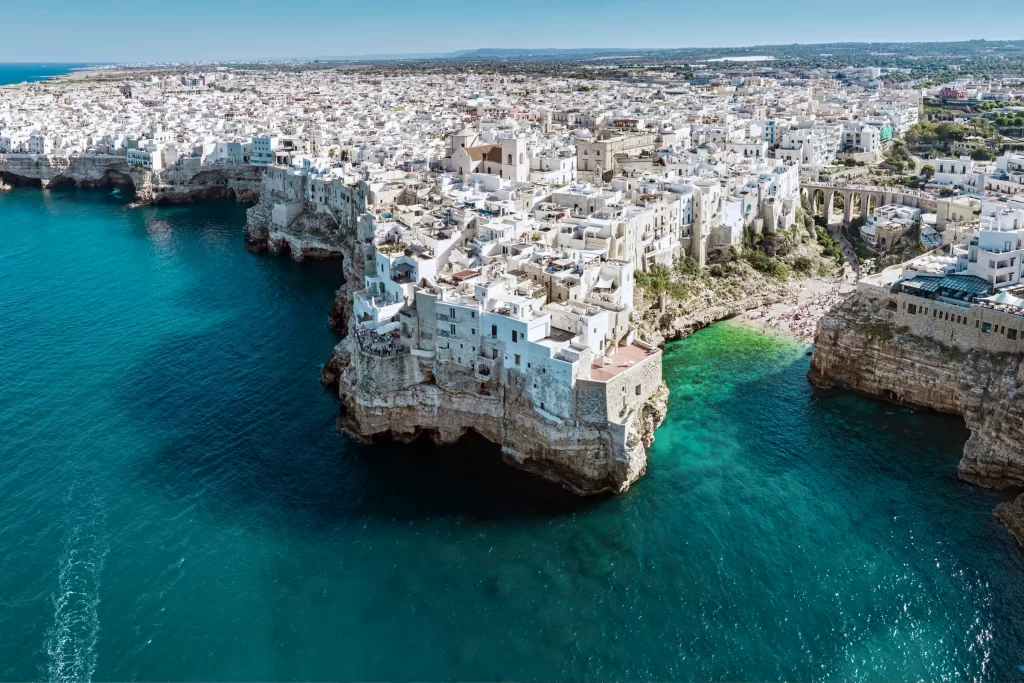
(591, 343), (657, 382)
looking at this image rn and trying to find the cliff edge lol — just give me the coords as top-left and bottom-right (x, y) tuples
(321, 334), (668, 495)
(810, 292), (1024, 546)
(0, 153), (261, 204)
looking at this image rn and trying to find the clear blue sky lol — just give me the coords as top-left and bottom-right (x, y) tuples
(4, 0), (1024, 63)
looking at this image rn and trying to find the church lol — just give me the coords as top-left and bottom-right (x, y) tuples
(448, 129), (529, 182)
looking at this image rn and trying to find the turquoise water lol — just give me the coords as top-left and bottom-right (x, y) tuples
(0, 63), (96, 86)
(2, 188), (1024, 681)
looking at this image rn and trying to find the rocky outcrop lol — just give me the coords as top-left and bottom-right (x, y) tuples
(243, 192), (351, 262)
(810, 293), (1024, 544)
(320, 336), (669, 495)
(638, 290), (787, 346)
(245, 181), (672, 495)
(0, 153), (261, 204)
(995, 494), (1024, 549)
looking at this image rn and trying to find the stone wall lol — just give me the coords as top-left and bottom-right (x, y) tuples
(866, 288), (1024, 355)
(577, 352), (663, 425)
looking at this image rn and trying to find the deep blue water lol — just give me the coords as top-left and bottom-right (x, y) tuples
(2, 188), (1024, 681)
(0, 63), (97, 86)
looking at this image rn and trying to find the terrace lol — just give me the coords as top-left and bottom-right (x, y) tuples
(590, 342), (659, 382)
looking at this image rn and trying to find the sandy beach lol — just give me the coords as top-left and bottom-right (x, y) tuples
(735, 235), (861, 342)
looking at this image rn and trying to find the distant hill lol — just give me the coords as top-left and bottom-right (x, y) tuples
(313, 40), (1024, 64)
(315, 47), (639, 62)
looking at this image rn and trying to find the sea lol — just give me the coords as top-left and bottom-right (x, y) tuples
(2, 187), (1024, 681)
(0, 63), (97, 86)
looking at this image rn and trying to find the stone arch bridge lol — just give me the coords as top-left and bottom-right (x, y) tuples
(800, 181), (938, 226)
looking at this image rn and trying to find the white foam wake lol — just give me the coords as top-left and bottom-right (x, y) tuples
(43, 493), (108, 683)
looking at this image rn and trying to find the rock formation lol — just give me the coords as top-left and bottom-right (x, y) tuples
(0, 153), (261, 204)
(320, 334), (669, 495)
(238, 185), (670, 494)
(242, 184), (353, 262)
(810, 292), (1024, 547)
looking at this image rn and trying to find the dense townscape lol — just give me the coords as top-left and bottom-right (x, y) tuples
(4, 49), (1024, 504)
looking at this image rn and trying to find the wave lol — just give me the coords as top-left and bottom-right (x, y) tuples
(43, 492), (109, 683)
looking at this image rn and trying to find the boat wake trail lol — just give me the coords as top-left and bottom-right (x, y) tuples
(43, 491), (109, 683)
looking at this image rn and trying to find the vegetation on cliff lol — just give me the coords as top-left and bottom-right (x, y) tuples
(631, 228), (842, 343)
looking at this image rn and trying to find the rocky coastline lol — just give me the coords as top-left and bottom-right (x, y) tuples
(237, 185), (671, 494)
(810, 292), (1024, 547)
(319, 333), (669, 495)
(0, 153), (262, 204)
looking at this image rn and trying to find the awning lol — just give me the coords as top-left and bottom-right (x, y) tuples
(984, 291), (1024, 306)
(936, 275), (991, 296)
(595, 275), (616, 289)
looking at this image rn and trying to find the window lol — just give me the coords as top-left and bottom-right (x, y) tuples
(908, 304), (917, 315)
(512, 330), (518, 343)
(635, 384), (642, 396)
(450, 324), (455, 334)
(983, 322), (992, 334)
(514, 354), (521, 365)
(471, 329), (476, 336)
(491, 325), (497, 337)
(1009, 329), (1018, 340)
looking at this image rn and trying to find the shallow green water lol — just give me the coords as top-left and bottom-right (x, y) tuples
(1, 188), (1023, 681)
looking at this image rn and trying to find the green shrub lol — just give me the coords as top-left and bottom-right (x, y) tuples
(677, 256), (702, 278)
(742, 248), (789, 281)
(793, 256), (814, 275)
(816, 230), (846, 266)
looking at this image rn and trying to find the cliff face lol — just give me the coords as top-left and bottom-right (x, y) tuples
(810, 293), (1024, 544)
(0, 153), (261, 204)
(320, 336), (669, 495)
(243, 189), (353, 262)
(244, 185), (671, 495)
(638, 290), (787, 346)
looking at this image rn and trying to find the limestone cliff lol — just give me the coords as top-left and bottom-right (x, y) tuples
(810, 293), (1024, 546)
(243, 188), (354, 262)
(0, 153), (261, 204)
(320, 336), (669, 495)
(632, 257), (812, 345)
(637, 290), (787, 345)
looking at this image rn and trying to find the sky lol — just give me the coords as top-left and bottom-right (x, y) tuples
(3, 0), (1024, 63)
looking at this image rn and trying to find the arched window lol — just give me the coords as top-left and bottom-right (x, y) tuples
(508, 154), (513, 165)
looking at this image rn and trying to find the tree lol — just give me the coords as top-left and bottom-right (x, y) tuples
(921, 164), (935, 180)
(971, 147), (996, 161)
(328, 148), (336, 159)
